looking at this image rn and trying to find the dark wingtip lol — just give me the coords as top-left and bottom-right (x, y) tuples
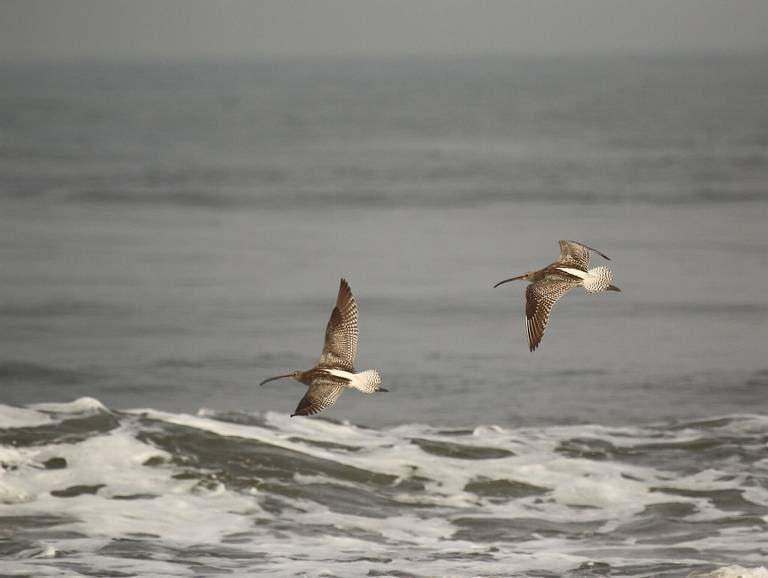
(378, 388), (389, 392)
(337, 278), (354, 303)
(569, 239), (610, 261)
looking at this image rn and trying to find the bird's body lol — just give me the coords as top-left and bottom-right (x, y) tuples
(494, 240), (621, 352)
(259, 279), (385, 416)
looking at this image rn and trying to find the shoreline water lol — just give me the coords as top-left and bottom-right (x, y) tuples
(2, 398), (768, 577)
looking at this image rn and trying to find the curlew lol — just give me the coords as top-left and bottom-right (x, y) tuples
(260, 278), (386, 417)
(494, 240), (621, 352)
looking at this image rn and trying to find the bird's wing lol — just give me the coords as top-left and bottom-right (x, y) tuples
(318, 278), (358, 371)
(292, 382), (344, 417)
(525, 275), (580, 352)
(554, 240), (610, 270)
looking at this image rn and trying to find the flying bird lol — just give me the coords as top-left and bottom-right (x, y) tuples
(260, 278), (386, 416)
(494, 240), (621, 352)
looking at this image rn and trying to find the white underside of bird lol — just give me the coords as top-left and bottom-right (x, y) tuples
(321, 368), (382, 393)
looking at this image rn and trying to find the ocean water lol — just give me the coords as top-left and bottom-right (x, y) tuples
(1, 55), (767, 577)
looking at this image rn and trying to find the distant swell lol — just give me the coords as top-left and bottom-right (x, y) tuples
(0, 361), (95, 385)
(61, 188), (768, 210)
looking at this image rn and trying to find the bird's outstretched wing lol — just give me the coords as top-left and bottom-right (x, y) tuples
(292, 382), (344, 417)
(525, 274), (580, 352)
(554, 240), (609, 271)
(318, 278), (358, 371)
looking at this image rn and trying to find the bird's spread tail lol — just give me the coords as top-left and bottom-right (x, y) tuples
(584, 266), (614, 293)
(351, 369), (382, 393)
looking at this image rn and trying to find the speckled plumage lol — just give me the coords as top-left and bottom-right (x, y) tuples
(291, 379), (344, 417)
(525, 272), (580, 352)
(318, 278), (359, 372)
(495, 240), (620, 352)
(581, 265), (614, 293)
(259, 278), (385, 417)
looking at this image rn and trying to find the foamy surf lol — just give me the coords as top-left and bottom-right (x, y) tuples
(689, 567), (768, 578)
(2, 399), (767, 577)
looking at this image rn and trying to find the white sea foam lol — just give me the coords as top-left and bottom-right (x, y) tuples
(1, 420), (264, 556)
(0, 404), (53, 428)
(3, 402), (767, 577)
(127, 407), (751, 527)
(689, 566), (768, 578)
(30, 397), (108, 414)
(0, 479), (32, 504)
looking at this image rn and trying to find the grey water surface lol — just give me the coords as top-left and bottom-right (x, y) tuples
(1, 55), (767, 577)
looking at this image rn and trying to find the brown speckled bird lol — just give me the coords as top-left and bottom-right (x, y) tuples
(494, 240), (621, 352)
(259, 278), (386, 416)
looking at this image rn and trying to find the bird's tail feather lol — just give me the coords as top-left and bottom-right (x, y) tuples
(584, 266), (614, 293)
(351, 369), (382, 393)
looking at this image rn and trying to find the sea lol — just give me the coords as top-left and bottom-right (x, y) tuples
(1, 54), (767, 577)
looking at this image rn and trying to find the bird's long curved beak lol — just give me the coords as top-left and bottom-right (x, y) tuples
(259, 373), (293, 386)
(493, 274), (526, 288)
(607, 285), (621, 292)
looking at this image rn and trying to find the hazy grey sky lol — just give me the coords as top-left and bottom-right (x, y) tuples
(2, 0), (768, 61)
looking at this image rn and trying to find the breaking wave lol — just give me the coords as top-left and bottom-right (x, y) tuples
(1, 398), (767, 577)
